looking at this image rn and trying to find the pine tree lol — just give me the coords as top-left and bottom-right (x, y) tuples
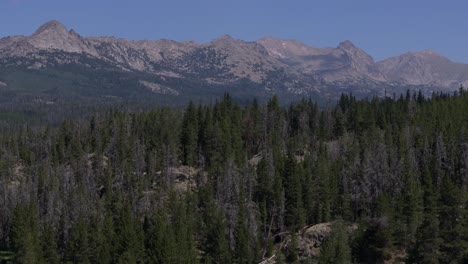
(235, 193), (250, 263)
(144, 211), (177, 264)
(115, 203), (146, 263)
(316, 144), (331, 223)
(170, 193), (198, 263)
(181, 101), (199, 166)
(318, 221), (351, 264)
(286, 226), (299, 263)
(283, 153), (304, 227)
(438, 175), (468, 263)
(11, 203), (43, 264)
(41, 224), (60, 264)
(407, 161), (442, 263)
(66, 216), (90, 263)
(204, 202), (231, 263)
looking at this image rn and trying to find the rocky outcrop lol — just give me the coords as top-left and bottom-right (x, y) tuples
(259, 221), (358, 263)
(139, 80), (179, 95)
(284, 222), (358, 260)
(155, 165), (207, 192)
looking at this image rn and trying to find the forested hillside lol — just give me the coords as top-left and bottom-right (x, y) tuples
(0, 90), (467, 263)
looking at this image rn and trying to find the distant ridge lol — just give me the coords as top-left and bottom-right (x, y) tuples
(1, 20), (467, 102)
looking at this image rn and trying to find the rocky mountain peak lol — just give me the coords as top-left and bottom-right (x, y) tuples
(421, 49), (437, 55)
(210, 34), (241, 46)
(394, 49), (450, 65)
(337, 40), (356, 50)
(416, 49), (449, 61)
(334, 40), (375, 75)
(69, 29), (80, 37)
(33, 20), (68, 36)
(26, 20), (99, 55)
(337, 40), (370, 59)
(375, 49), (462, 86)
(216, 34), (234, 40)
(413, 49), (445, 58)
(209, 34), (268, 54)
(256, 37), (328, 59)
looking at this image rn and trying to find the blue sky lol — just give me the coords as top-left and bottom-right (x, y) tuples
(1, 0), (467, 62)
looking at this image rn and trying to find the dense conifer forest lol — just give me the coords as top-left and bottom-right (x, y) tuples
(0, 90), (467, 263)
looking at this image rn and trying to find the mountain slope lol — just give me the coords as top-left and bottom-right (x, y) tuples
(376, 50), (468, 87)
(1, 20), (467, 108)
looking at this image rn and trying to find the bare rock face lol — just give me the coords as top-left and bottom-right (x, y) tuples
(259, 222), (358, 264)
(139, 80), (179, 95)
(155, 166), (207, 192)
(33, 20), (68, 36)
(205, 35), (283, 82)
(257, 37), (339, 77)
(295, 222), (333, 257)
(257, 37), (330, 59)
(337, 40), (374, 73)
(282, 222), (357, 260)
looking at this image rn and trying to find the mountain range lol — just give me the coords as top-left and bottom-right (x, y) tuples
(0, 20), (467, 108)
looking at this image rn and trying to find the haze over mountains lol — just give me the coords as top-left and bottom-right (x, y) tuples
(0, 20), (467, 105)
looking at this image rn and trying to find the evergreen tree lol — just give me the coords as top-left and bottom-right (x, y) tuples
(66, 216), (90, 263)
(283, 153), (305, 227)
(181, 101), (199, 166)
(409, 164), (442, 263)
(144, 211), (177, 264)
(41, 224), (60, 264)
(11, 203), (43, 264)
(286, 226), (299, 263)
(0, 91), (466, 263)
(318, 221), (351, 264)
(234, 192), (250, 263)
(438, 176), (468, 263)
(204, 202), (231, 263)
(115, 203), (146, 263)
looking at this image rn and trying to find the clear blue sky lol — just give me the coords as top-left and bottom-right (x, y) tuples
(1, 0), (467, 62)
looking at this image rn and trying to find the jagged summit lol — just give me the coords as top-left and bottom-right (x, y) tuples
(21, 20), (100, 56)
(337, 40), (356, 49)
(334, 40), (376, 75)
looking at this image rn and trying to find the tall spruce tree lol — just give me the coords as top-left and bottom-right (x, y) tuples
(11, 203), (43, 264)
